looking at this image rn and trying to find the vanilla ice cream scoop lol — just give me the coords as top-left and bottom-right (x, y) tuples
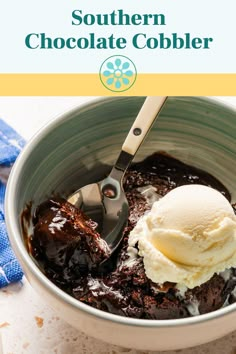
(128, 184), (236, 288)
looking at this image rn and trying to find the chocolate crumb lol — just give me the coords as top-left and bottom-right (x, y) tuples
(23, 342), (30, 349)
(0, 322), (10, 328)
(35, 316), (44, 328)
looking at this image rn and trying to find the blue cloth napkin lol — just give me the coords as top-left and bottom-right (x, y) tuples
(0, 119), (25, 287)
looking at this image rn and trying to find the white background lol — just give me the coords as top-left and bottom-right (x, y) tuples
(1, 0), (236, 73)
(0, 96), (236, 354)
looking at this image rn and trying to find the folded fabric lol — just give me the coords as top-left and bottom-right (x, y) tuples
(0, 119), (25, 287)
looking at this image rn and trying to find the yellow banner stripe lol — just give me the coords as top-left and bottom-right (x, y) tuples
(0, 74), (235, 95)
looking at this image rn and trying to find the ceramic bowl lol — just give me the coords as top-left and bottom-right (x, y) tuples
(5, 97), (236, 351)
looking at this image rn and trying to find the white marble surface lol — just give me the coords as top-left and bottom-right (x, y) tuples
(0, 96), (236, 354)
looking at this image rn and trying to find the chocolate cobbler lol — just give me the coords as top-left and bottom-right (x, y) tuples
(27, 153), (236, 319)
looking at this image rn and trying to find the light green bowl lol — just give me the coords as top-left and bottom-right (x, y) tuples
(5, 97), (236, 351)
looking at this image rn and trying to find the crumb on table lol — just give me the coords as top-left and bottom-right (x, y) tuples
(0, 322), (10, 328)
(34, 316), (44, 328)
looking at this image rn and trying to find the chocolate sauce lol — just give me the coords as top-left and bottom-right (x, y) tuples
(27, 152), (236, 319)
(21, 201), (32, 253)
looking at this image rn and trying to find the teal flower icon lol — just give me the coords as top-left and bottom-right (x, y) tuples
(100, 56), (137, 92)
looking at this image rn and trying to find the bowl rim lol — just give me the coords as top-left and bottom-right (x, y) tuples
(5, 96), (236, 329)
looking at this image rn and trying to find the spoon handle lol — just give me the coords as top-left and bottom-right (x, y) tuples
(122, 96), (167, 155)
(113, 96), (167, 174)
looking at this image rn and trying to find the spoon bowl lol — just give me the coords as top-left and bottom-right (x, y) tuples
(68, 171), (129, 254)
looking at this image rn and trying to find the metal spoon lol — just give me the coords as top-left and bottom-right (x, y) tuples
(68, 96), (167, 257)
